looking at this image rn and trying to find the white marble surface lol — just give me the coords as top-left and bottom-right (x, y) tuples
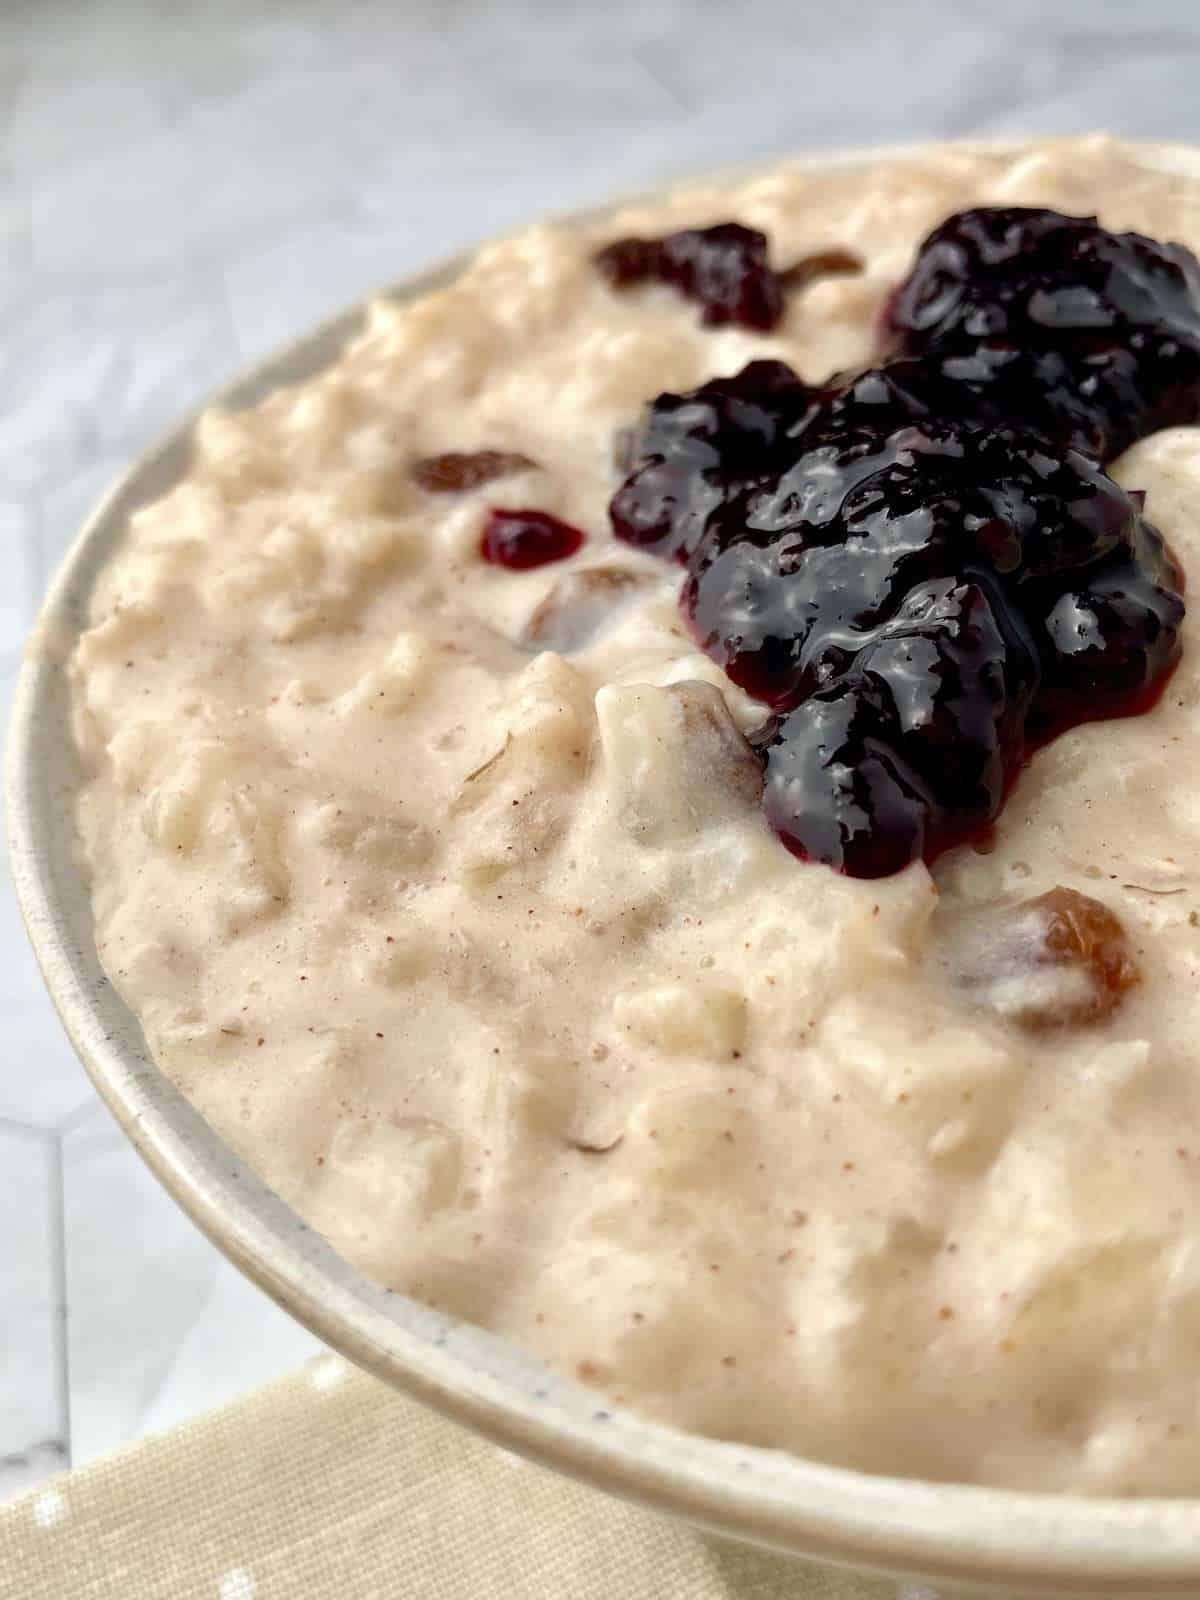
(5, 0), (1200, 1508)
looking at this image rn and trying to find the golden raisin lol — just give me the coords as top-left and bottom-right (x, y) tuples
(943, 885), (1139, 1029)
(1034, 887), (1139, 1004)
(523, 567), (646, 652)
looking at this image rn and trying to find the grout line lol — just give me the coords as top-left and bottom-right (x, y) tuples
(629, 43), (691, 114)
(56, 1094), (104, 1137)
(46, 1132), (72, 1469)
(217, 265), (244, 366)
(0, 1114), (54, 1143)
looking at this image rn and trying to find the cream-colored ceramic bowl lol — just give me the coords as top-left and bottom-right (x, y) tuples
(13, 142), (1200, 1598)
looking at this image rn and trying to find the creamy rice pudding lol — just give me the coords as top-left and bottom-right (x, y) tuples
(64, 137), (1200, 1492)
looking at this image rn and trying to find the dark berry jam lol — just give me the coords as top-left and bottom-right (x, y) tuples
(609, 359), (828, 564)
(595, 223), (786, 330)
(611, 360), (1185, 878)
(884, 207), (1200, 459)
(481, 509), (585, 570)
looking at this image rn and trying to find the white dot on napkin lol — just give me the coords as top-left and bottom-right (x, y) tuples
(309, 1356), (348, 1392)
(32, 1489), (67, 1529)
(218, 1569), (256, 1599)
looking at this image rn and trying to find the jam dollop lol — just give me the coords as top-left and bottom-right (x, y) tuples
(481, 509), (585, 570)
(611, 358), (1185, 877)
(884, 207), (1200, 460)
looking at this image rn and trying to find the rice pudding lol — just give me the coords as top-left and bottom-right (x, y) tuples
(65, 136), (1200, 1493)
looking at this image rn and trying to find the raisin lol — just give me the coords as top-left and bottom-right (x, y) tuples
(594, 223), (785, 330)
(412, 450), (537, 492)
(779, 248), (863, 292)
(523, 567), (647, 651)
(943, 887), (1140, 1027)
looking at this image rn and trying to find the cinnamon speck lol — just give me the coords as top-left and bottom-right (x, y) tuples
(721, 1355), (737, 1368)
(938, 1306), (955, 1321)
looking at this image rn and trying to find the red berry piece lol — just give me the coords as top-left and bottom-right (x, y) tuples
(481, 509), (585, 570)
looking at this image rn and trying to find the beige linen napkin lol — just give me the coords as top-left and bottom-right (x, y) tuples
(0, 1355), (902, 1600)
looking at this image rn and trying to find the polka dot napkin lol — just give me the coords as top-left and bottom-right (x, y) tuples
(0, 1355), (910, 1600)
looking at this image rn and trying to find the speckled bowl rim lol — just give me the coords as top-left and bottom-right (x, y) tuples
(12, 137), (1200, 1597)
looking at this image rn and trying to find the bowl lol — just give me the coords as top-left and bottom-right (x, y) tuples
(12, 139), (1200, 1598)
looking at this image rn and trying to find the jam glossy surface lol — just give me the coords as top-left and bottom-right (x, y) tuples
(884, 207), (1200, 460)
(612, 354), (1185, 876)
(609, 359), (827, 565)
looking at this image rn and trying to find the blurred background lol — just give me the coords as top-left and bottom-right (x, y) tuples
(6, 0), (1200, 1503)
